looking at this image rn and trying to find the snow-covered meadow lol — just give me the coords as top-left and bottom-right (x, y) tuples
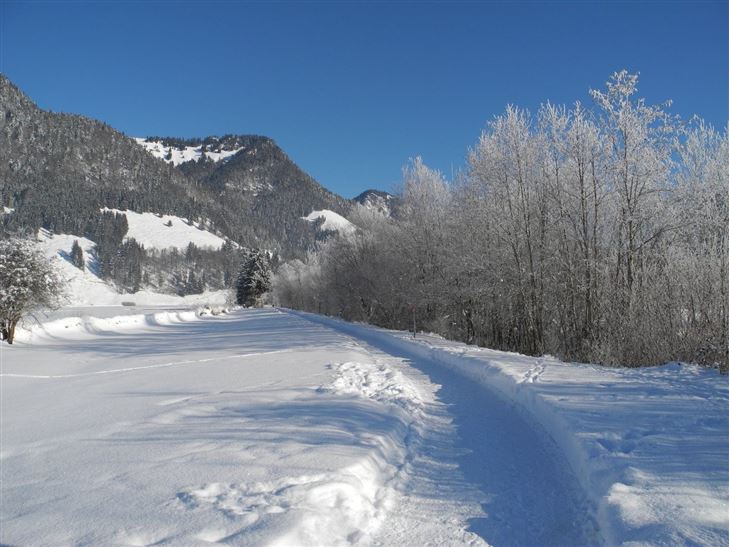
(100, 209), (228, 251)
(1, 308), (727, 545)
(31, 228), (230, 314)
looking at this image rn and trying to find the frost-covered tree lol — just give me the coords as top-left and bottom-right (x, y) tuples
(71, 240), (84, 270)
(0, 238), (63, 344)
(274, 71), (728, 371)
(236, 250), (272, 307)
(673, 121), (729, 371)
(590, 71), (676, 297)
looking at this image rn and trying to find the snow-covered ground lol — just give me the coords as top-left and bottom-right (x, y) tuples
(135, 138), (244, 166)
(33, 229), (229, 314)
(101, 208), (227, 251)
(303, 209), (356, 235)
(294, 311), (729, 546)
(1, 309), (727, 545)
(37, 230), (120, 305)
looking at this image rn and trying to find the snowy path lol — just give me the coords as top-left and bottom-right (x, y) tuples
(290, 311), (729, 546)
(2, 307), (575, 546)
(291, 311), (596, 546)
(2, 308), (725, 545)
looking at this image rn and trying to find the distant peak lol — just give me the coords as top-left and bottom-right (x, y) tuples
(354, 189), (393, 201)
(353, 189), (395, 216)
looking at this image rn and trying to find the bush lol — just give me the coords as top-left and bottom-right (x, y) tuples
(0, 238), (64, 343)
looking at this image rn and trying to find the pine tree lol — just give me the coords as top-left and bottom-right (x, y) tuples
(236, 250), (272, 307)
(71, 240), (84, 270)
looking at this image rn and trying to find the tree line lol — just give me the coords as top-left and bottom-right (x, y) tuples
(274, 72), (728, 371)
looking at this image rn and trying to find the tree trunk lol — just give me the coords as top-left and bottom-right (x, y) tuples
(2, 319), (18, 344)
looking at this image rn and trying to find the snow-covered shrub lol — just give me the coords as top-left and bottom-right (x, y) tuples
(236, 250), (272, 307)
(0, 237), (64, 344)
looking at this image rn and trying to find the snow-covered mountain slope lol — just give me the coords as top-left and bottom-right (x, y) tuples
(353, 189), (395, 216)
(103, 209), (227, 251)
(303, 209), (356, 234)
(134, 138), (244, 166)
(35, 229), (228, 308)
(38, 230), (120, 305)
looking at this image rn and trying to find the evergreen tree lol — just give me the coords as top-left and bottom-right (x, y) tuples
(70, 240), (84, 271)
(236, 250), (272, 307)
(113, 239), (145, 293)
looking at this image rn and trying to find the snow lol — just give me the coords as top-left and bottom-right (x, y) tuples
(102, 208), (227, 251)
(36, 230), (124, 304)
(1, 309), (484, 545)
(32, 229), (229, 311)
(303, 209), (356, 234)
(2, 308), (726, 545)
(355, 191), (393, 216)
(292, 310), (729, 546)
(135, 138), (243, 166)
(2, 206), (13, 214)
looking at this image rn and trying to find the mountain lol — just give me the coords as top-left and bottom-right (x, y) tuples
(0, 74), (361, 297)
(155, 134), (350, 252)
(353, 189), (397, 216)
(0, 75), (199, 238)
(0, 74), (349, 256)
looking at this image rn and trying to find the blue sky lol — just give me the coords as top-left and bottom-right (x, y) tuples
(1, 1), (727, 198)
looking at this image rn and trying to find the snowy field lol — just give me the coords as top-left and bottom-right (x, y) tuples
(1, 308), (727, 546)
(32, 229), (230, 315)
(101, 209), (228, 251)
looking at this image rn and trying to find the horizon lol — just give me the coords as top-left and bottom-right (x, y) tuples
(1, 0), (727, 198)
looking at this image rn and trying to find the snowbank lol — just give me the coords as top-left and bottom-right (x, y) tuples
(13, 309), (207, 344)
(288, 310), (729, 546)
(178, 360), (429, 546)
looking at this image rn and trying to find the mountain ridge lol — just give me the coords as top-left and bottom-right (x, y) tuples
(0, 74), (354, 255)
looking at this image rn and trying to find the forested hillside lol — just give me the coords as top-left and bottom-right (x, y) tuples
(0, 74), (355, 296)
